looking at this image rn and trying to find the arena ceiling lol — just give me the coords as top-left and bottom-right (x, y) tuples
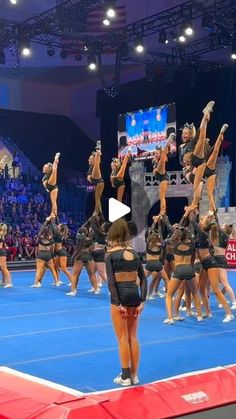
(0, 0), (234, 86)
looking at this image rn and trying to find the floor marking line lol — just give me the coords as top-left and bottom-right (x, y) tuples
(0, 305), (108, 320)
(7, 327), (236, 367)
(0, 322), (111, 340)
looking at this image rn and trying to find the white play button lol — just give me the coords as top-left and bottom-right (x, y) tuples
(108, 198), (131, 222)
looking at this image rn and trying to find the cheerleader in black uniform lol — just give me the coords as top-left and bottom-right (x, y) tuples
(69, 223), (99, 296)
(163, 220), (203, 325)
(209, 218), (236, 309)
(190, 211), (234, 322)
(145, 216), (169, 299)
(106, 218), (147, 386)
(87, 146), (104, 214)
(152, 143), (170, 216)
(204, 124), (228, 214)
(110, 151), (131, 203)
(54, 224), (74, 287)
(90, 214), (110, 286)
(30, 219), (59, 287)
(0, 224), (13, 288)
(42, 152), (60, 219)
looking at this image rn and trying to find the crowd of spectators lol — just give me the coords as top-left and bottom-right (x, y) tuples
(0, 176), (83, 261)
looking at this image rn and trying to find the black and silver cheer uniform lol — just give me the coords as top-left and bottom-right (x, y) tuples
(191, 219), (218, 270)
(153, 161), (168, 183)
(106, 249), (147, 307)
(87, 166), (104, 185)
(145, 246), (163, 272)
(172, 241), (195, 280)
(111, 168), (125, 189)
(42, 173), (58, 192)
(91, 221), (106, 263)
(54, 231), (68, 257)
(213, 223), (229, 269)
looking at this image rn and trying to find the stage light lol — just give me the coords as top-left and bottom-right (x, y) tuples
(103, 18), (110, 26)
(105, 2), (116, 18)
(183, 22), (194, 36)
(87, 54), (97, 70)
(47, 45), (55, 57)
(10, 0), (18, 4)
(231, 40), (236, 60)
(178, 34), (186, 43)
(20, 41), (31, 57)
(134, 37), (144, 54)
(159, 30), (168, 44)
(60, 49), (68, 59)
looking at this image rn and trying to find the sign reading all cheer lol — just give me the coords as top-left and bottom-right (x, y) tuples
(226, 240), (236, 267)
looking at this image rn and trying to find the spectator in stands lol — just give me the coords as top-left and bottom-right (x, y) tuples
(0, 223), (13, 287)
(22, 233), (36, 260)
(12, 152), (20, 178)
(5, 232), (18, 261)
(8, 191), (17, 205)
(17, 190), (28, 205)
(34, 192), (45, 205)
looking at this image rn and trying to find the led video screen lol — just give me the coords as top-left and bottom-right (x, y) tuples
(118, 103), (176, 160)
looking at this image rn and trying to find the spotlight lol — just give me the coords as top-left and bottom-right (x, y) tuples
(103, 18), (110, 26)
(231, 40), (236, 60)
(183, 22), (194, 36)
(47, 45), (55, 57)
(60, 49), (68, 59)
(10, 0), (17, 4)
(20, 41), (31, 57)
(105, 2), (116, 18)
(178, 34), (186, 43)
(87, 54), (97, 70)
(134, 36), (144, 54)
(159, 30), (168, 44)
(0, 48), (6, 65)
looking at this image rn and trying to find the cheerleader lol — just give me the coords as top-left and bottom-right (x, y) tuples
(87, 145), (104, 214)
(190, 211), (234, 322)
(152, 142), (171, 216)
(145, 216), (169, 299)
(30, 219), (59, 287)
(68, 222), (99, 296)
(110, 151), (131, 203)
(163, 213), (202, 324)
(106, 218), (147, 386)
(42, 152), (60, 219)
(90, 214), (110, 286)
(209, 218), (236, 309)
(0, 224), (13, 288)
(54, 223), (74, 287)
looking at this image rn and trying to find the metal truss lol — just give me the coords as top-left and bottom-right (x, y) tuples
(0, 0), (115, 50)
(0, 0), (234, 52)
(90, 0), (235, 51)
(0, 0), (234, 97)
